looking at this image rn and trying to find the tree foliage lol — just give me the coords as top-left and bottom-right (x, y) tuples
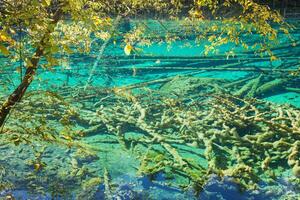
(0, 0), (293, 127)
(0, 0), (291, 60)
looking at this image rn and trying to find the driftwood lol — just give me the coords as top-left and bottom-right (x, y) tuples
(256, 78), (287, 97)
(116, 66), (296, 73)
(102, 55), (300, 62)
(234, 75), (263, 98)
(286, 87), (300, 93)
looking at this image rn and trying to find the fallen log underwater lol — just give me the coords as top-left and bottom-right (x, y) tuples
(116, 66), (298, 72)
(54, 66), (299, 79)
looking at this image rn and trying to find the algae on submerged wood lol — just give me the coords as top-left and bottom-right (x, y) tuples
(0, 77), (300, 198)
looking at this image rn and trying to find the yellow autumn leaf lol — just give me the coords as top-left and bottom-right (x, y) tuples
(41, 0), (51, 7)
(0, 31), (14, 44)
(270, 55), (278, 61)
(208, 35), (216, 42)
(92, 16), (103, 26)
(34, 163), (42, 171)
(0, 44), (9, 55)
(61, 134), (72, 140)
(0, 34), (8, 42)
(211, 25), (218, 32)
(25, 59), (33, 67)
(124, 44), (133, 56)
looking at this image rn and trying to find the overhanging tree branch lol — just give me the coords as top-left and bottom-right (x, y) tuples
(0, 7), (63, 127)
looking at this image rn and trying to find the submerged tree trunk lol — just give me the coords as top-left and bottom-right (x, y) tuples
(0, 10), (62, 127)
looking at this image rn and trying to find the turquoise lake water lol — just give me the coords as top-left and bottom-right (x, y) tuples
(0, 20), (300, 200)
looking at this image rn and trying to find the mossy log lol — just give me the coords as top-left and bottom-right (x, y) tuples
(256, 78), (287, 97)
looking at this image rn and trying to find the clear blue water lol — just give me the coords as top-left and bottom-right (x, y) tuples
(0, 20), (299, 200)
